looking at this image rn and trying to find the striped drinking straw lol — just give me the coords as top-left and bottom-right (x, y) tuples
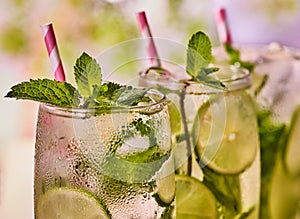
(215, 7), (232, 45)
(41, 23), (66, 82)
(136, 11), (161, 68)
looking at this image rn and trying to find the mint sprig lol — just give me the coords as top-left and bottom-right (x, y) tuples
(5, 52), (151, 109)
(5, 79), (80, 107)
(186, 31), (225, 89)
(74, 52), (102, 98)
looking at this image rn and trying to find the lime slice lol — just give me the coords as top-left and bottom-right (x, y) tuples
(156, 173), (176, 205)
(176, 175), (217, 219)
(192, 91), (258, 174)
(36, 187), (110, 219)
(284, 105), (300, 177)
(167, 98), (182, 136)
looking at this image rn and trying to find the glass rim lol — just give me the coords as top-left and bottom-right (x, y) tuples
(39, 88), (167, 118)
(139, 65), (252, 94)
(217, 43), (300, 61)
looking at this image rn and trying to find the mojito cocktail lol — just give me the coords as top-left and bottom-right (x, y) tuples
(6, 52), (175, 219)
(214, 42), (300, 219)
(33, 89), (175, 219)
(240, 43), (300, 219)
(139, 31), (260, 219)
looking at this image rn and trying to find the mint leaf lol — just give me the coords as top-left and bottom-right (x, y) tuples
(93, 82), (122, 108)
(194, 68), (226, 89)
(186, 31), (211, 76)
(5, 52), (151, 110)
(201, 165), (241, 218)
(257, 109), (287, 219)
(94, 83), (150, 108)
(115, 86), (150, 106)
(101, 117), (168, 183)
(224, 43), (255, 72)
(234, 206), (255, 219)
(186, 31), (225, 89)
(74, 52), (102, 98)
(5, 79), (80, 107)
(224, 43), (240, 62)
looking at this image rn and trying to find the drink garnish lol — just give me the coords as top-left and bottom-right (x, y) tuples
(36, 187), (111, 219)
(175, 175), (217, 219)
(5, 78), (80, 107)
(5, 52), (150, 109)
(186, 31), (225, 89)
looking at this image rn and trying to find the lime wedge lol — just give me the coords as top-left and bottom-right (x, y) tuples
(284, 105), (300, 177)
(192, 91), (258, 174)
(36, 187), (110, 219)
(176, 175), (217, 219)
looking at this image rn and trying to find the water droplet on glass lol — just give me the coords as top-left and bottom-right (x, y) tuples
(228, 132), (236, 141)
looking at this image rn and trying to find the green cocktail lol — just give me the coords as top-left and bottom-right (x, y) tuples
(6, 52), (176, 218)
(240, 43), (300, 219)
(214, 42), (300, 219)
(139, 31), (260, 219)
(33, 89), (175, 218)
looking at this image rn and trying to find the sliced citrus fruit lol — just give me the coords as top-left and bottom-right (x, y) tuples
(176, 175), (217, 219)
(156, 173), (176, 205)
(284, 105), (300, 177)
(192, 90), (258, 174)
(167, 97), (182, 136)
(36, 187), (110, 219)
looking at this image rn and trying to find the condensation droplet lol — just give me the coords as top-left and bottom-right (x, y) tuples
(228, 132), (236, 141)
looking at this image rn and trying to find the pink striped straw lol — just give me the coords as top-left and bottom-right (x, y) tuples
(136, 11), (161, 67)
(215, 7), (232, 45)
(41, 23), (66, 82)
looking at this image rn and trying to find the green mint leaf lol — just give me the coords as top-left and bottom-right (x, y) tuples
(201, 166), (242, 218)
(102, 118), (168, 183)
(186, 31), (225, 89)
(74, 52), (102, 98)
(115, 86), (150, 106)
(224, 43), (240, 62)
(93, 82), (121, 108)
(257, 109), (287, 219)
(98, 82), (122, 100)
(234, 206), (255, 219)
(5, 79), (80, 107)
(224, 43), (255, 72)
(94, 83), (150, 108)
(194, 68), (226, 89)
(186, 31), (212, 77)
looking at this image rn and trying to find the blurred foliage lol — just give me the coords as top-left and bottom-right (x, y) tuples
(0, 25), (29, 54)
(168, 0), (184, 20)
(83, 4), (138, 43)
(167, 0), (211, 41)
(12, 0), (25, 7)
(254, 0), (298, 21)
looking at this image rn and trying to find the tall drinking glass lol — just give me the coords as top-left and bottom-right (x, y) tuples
(238, 43), (300, 219)
(139, 65), (260, 218)
(34, 89), (175, 218)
